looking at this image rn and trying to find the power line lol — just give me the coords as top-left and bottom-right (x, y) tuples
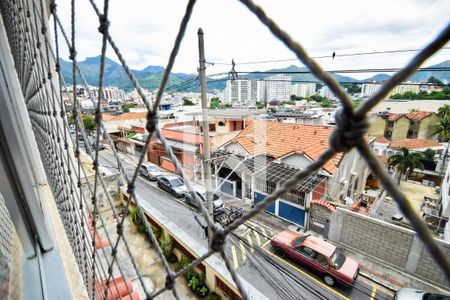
(208, 46), (450, 66)
(235, 66), (450, 75)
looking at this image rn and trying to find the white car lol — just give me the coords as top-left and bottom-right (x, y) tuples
(394, 288), (450, 300)
(139, 162), (164, 181)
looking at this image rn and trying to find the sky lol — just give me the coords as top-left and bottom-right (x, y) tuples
(55, 0), (450, 80)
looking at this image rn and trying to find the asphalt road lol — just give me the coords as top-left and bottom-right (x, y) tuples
(98, 149), (395, 300)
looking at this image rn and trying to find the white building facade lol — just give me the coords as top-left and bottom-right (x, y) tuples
(264, 74), (292, 102)
(224, 79), (261, 106)
(291, 83), (316, 98)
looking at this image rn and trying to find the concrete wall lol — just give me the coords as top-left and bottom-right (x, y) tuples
(391, 117), (409, 141)
(82, 173), (122, 212)
(120, 190), (267, 300)
(372, 100), (450, 114)
(368, 115), (386, 138)
(328, 208), (450, 289)
(418, 114), (440, 140)
(327, 148), (368, 203)
(278, 153), (312, 170)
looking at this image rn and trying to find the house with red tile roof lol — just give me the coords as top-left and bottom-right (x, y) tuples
(147, 119), (243, 179)
(368, 111), (440, 141)
(213, 121), (371, 227)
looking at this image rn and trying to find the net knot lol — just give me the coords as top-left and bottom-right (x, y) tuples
(165, 274), (175, 290)
(49, 1), (57, 14)
(146, 111), (158, 133)
(329, 109), (368, 153)
(211, 225), (225, 252)
(127, 183), (135, 195)
(98, 14), (110, 35)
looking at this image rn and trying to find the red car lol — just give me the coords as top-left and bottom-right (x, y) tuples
(271, 230), (359, 286)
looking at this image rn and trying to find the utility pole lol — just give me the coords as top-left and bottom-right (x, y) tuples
(198, 28), (214, 220)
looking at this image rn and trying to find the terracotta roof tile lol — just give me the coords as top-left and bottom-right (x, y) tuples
(374, 137), (390, 144)
(311, 199), (336, 211)
(388, 138), (442, 150)
(102, 112), (147, 122)
(405, 111), (433, 121)
(387, 113), (404, 121)
(233, 121), (343, 174)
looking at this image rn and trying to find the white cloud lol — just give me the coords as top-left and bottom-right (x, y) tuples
(54, 0), (450, 79)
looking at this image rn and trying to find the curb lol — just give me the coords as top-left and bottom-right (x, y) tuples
(359, 268), (400, 292)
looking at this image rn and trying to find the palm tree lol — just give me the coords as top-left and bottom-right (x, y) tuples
(433, 117), (450, 175)
(388, 147), (424, 184)
(437, 104), (450, 119)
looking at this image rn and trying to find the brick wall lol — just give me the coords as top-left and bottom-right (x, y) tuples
(339, 213), (412, 268)
(328, 208), (450, 289)
(415, 240), (450, 287)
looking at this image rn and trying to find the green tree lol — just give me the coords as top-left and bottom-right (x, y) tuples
(122, 103), (137, 112)
(210, 97), (220, 109)
(353, 100), (361, 108)
(388, 147), (424, 184)
(290, 95), (303, 101)
(427, 76), (444, 86)
(433, 117), (450, 175)
(183, 98), (195, 106)
(320, 99), (333, 108)
(82, 114), (96, 133)
(422, 148), (436, 161)
(437, 104), (450, 119)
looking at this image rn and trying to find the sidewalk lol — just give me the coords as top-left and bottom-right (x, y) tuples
(220, 192), (450, 295)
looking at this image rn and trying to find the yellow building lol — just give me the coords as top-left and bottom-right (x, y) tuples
(368, 111), (439, 141)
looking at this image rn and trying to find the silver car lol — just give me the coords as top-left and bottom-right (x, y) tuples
(139, 162), (163, 181)
(185, 186), (225, 213)
(394, 288), (450, 300)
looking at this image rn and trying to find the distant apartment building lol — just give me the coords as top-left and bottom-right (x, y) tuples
(390, 84), (420, 96)
(291, 83), (316, 98)
(361, 82), (382, 97)
(319, 86), (338, 100)
(264, 74), (291, 102)
(224, 79), (262, 105)
(362, 82), (420, 97)
(84, 86), (126, 101)
(368, 111), (440, 141)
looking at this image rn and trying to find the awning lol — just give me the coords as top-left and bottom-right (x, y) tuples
(165, 139), (198, 152)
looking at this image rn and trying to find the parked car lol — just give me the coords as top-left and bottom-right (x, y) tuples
(394, 288), (450, 300)
(156, 175), (187, 197)
(139, 162), (163, 181)
(184, 185), (225, 213)
(271, 230), (359, 286)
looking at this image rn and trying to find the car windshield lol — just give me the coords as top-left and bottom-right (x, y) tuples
(170, 178), (184, 187)
(424, 293), (450, 300)
(147, 166), (157, 172)
(330, 249), (346, 269)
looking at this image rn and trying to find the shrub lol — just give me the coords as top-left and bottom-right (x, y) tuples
(206, 292), (221, 300)
(138, 223), (147, 233)
(187, 274), (200, 290)
(186, 269), (197, 280)
(199, 286), (209, 297)
(128, 206), (141, 224)
(152, 227), (162, 239)
(179, 256), (192, 269)
(159, 236), (173, 257)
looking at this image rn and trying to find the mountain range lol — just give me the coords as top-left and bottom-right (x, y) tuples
(59, 56), (450, 92)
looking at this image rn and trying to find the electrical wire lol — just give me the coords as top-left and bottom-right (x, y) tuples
(208, 46), (450, 66)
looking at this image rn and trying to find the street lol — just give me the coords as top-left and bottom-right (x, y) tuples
(98, 149), (395, 300)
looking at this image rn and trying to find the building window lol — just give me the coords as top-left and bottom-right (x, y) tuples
(387, 121), (395, 127)
(385, 131), (392, 138)
(218, 121), (225, 126)
(255, 178), (276, 194)
(281, 189), (306, 206)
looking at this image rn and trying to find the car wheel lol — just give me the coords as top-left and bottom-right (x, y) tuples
(185, 197), (191, 206)
(274, 247), (286, 258)
(323, 275), (335, 286)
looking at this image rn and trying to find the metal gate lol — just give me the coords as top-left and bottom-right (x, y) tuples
(278, 201), (305, 226)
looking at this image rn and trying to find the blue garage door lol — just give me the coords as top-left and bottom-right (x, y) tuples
(218, 178), (235, 197)
(278, 201), (305, 226)
(253, 192), (275, 214)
